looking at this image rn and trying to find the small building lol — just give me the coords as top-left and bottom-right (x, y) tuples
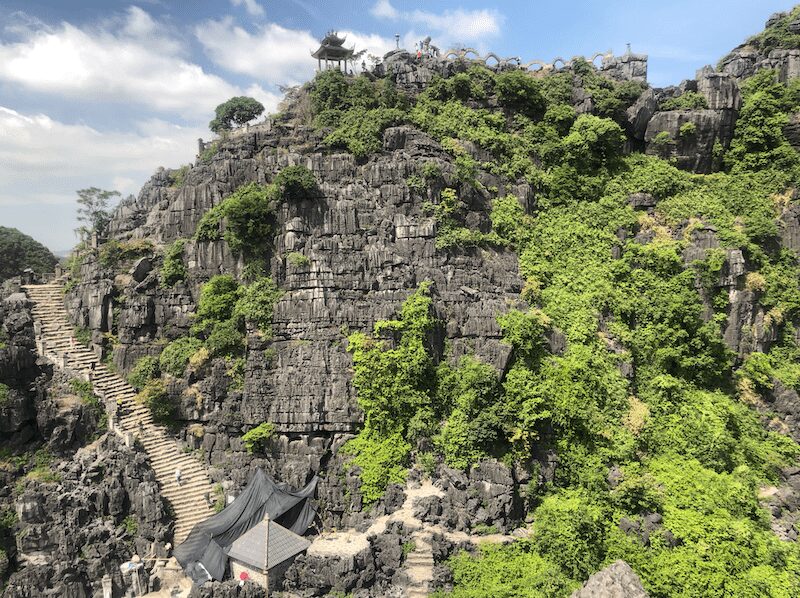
(312, 31), (356, 71)
(227, 515), (311, 592)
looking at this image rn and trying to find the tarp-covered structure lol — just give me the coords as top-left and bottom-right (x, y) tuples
(174, 469), (317, 585)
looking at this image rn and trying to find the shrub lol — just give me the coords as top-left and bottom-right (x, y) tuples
(205, 319), (245, 356)
(136, 379), (176, 423)
(122, 515), (138, 536)
(242, 422), (276, 453)
(160, 239), (187, 287)
(679, 122), (697, 138)
(127, 356), (160, 391)
(160, 338), (203, 377)
(660, 91), (709, 111)
(74, 326), (91, 346)
(342, 430), (411, 504)
(495, 70), (546, 117)
(233, 276), (282, 335)
(286, 251), (310, 267)
(195, 184), (276, 256)
(193, 275), (241, 335)
(169, 164), (191, 188)
(0, 382), (9, 406)
(561, 114), (625, 171)
(273, 165), (318, 201)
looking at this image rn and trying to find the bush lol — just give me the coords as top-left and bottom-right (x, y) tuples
(136, 379), (176, 424)
(160, 239), (187, 287)
(678, 122), (697, 138)
(127, 356), (160, 391)
(273, 165), (319, 201)
(0, 382), (9, 406)
(160, 338), (203, 377)
(193, 275), (242, 335)
(561, 114), (625, 171)
(234, 276), (282, 335)
(660, 91), (709, 111)
(242, 422), (275, 453)
(342, 430), (411, 504)
(286, 252), (310, 267)
(495, 70), (546, 118)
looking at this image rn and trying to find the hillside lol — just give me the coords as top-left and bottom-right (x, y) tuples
(4, 6), (800, 598)
(0, 227), (57, 282)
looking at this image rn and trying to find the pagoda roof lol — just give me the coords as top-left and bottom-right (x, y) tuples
(321, 32), (347, 47)
(312, 44), (355, 60)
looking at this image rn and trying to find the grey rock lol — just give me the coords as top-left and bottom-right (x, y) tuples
(130, 256), (152, 283)
(625, 89), (657, 140)
(572, 560), (649, 598)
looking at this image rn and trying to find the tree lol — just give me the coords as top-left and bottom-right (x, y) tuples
(0, 227), (58, 281)
(209, 96), (265, 134)
(75, 188), (119, 242)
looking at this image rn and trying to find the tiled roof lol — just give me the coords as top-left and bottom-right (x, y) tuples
(227, 521), (310, 571)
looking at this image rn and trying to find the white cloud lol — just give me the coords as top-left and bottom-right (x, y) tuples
(0, 7), (251, 117)
(230, 0), (265, 18)
(0, 105), (205, 207)
(369, 1), (503, 45)
(370, 0), (399, 20)
(196, 19), (396, 83)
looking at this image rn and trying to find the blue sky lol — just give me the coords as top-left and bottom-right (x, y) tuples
(0, 0), (796, 252)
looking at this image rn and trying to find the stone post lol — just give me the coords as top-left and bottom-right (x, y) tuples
(101, 575), (112, 598)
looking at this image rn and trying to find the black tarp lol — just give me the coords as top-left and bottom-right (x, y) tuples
(174, 469), (317, 584)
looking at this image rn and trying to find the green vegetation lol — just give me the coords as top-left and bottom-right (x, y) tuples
(242, 422), (276, 453)
(160, 239), (187, 287)
(209, 96), (265, 134)
(122, 515), (138, 536)
(73, 326), (91, 347)
(286, 252), (310, 267)
(127, 356), (160, 390)
(300, 61), (800, 595)
(660, 91), (708, 111)
(0, 227), (58, 281)
(169, 164), (191, 188)
(135, 378), (176, 424)
(98, 238), (153, 269)
(159, 338), (203, 377)
(195, 167), (317, 261)
(75, 187), (119, 242)
(0, 382), (9, 406)
(740, 6), (800, 56)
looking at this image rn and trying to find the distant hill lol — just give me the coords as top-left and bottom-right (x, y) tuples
(0, 227), (58, 281)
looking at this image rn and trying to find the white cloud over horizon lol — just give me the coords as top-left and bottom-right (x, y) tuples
(196, 18), (397, 83)
(0, 6), (272, 118)
(369, 0), (503, 45)
(230, 0), (265, 18)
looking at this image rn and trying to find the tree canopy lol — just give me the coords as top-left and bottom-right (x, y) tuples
(0, 227), (58, 281)
(209, 96), (265, 134)
(75, 187), (119, 242)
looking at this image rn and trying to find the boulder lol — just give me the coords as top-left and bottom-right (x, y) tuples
(572, 560), (649, 598)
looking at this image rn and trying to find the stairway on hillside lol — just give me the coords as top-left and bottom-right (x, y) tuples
(23, 282), (215, 545)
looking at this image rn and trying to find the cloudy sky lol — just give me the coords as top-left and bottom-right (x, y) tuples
(0, 0), (795, 252)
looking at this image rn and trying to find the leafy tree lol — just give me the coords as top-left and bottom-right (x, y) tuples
(75, 187), (119, 241)
(0, 227), (58, 281)
(209, 96), (265, 134)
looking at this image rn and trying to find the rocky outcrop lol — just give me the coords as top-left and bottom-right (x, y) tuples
(571, 560), (649, 598)
(644, 109), (734, 173)
(5, 434), (171, 598)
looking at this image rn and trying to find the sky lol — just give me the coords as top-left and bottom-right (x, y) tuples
(0, 0), (797, 252)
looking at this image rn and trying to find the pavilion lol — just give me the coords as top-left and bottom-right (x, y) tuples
(312, 31), (356, 72)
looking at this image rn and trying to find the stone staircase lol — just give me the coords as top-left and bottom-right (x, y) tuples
(23, 282), (215, 545)
(405, 530), (435, 597)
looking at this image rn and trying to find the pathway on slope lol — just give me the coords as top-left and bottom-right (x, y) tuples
(308, 480), (526, 596)
(22, 282), (215, 545)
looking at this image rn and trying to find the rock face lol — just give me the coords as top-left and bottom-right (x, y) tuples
(571, 560), (649, 598)
(644, 109), (734, 173)
(5, 434), (171, 598)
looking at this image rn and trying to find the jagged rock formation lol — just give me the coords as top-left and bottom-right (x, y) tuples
(5, 434), (171, 598)
(571, 560), (649, 598)
(24, 282), (215, 544)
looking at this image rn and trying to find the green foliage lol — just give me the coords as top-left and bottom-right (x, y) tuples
(169, 164), (191, 188)
(532, 490), (607, 578)
(0, 382), (9, 406)
(495, 70), (546, 118)
(160, 239), (187, 287)
(325, 107), (406, 159)
(75, 187), (119, 242)
(678, 122), (697, 138)
(74, 326), (91, 347)
(193, 275), (242, 335)
(726, 70), (800, 174)
(0, 226), (58, 281)
(233, 276), (282, 335)
(122, 515), (138, 536)
(561, 114), (625, 172)
(136, 378), (176, 424)
(740, 6), (800, 55)
(127, 356), (160, 391)
(218, 183), (276, 255)
(273, 165), (318, 201)
(209, 96), (265, 133)
(428, 188), (506, 250)
(286, 251), (310, 267)
(342, 430), (411, 504)
(159, 338), (203, 377)
(660, 91), (709, 111)
(436, 540), (579, 598)
(242, 422), (276, 453)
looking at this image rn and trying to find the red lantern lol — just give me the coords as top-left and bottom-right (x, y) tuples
(239, 571), (250, 581)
